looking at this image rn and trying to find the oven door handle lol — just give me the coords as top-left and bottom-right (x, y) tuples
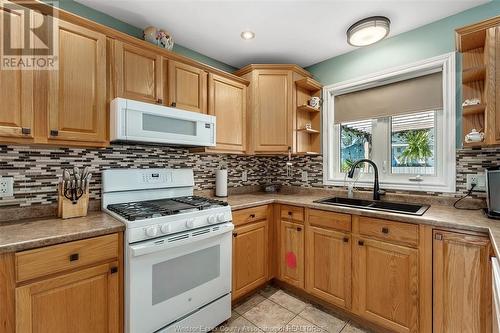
(130, 223), (234, 257)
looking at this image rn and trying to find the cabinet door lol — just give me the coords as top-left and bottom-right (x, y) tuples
(495, 26), (500, 143)
(0, 3), (33, 141)
(114, 41), (163, 104)
(48, 19), (106, 143)
(254, 70), (292, 153)
(16, 262), (119, 333)
(353, 237), (418, 333)
(232, 220), (268, 299)
(168, 60), (207, 113)
(208, 73), (246, 153)
(280, 220), (304, 288)
(433, 230), (491, 333)
(305, 225), (351, 309)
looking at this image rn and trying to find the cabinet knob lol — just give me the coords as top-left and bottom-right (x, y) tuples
(233, 232), (238, 238)
(250, 214), (255, 218)
(288, 211), (293, 216)
(50, 129), (59, 136)
(382, 227), (389, 234)
(69, 253), (79, 261)
(171, 102), (176, 107)
(343, 237), (349, 243)
(358, 240), (364, 246)
(110, 266), (118, 274)
(297, 227), (302, 231)
(21, 127), (31, 135)
(157, 98), (163, 104)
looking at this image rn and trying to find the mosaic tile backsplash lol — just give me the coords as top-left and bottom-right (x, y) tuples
(0, 144), (499, 208)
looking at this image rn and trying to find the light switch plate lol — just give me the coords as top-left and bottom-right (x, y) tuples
(241, 170), (248, 182)
(0, 177), (14, 197)
(301, 171), (308, 182)
(466, 173), (486, 192)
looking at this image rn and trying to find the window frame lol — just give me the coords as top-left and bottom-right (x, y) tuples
(322, 52), (456, 193)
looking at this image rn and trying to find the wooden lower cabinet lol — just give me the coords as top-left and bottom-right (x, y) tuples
(305, 225), (351, 309)
(353, 237), (419, 333)
(232, 220), (268, 299)
(433, 230), (491, 333)
(279, 220), (304, 289)
(16, 261), (119, 333)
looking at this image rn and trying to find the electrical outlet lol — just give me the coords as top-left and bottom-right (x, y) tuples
(241, 170), (248, 182)
(0, 177), (14, 197)
(466, 173), (486, 191)
(301, 171), (308, 182)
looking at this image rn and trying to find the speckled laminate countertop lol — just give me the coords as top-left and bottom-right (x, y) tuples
(1, 192), (499, 255)
(220, 192), (500, 255)
(0, 212), (125, 253)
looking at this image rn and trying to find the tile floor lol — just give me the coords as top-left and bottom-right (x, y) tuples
(216, 286), (371, 333)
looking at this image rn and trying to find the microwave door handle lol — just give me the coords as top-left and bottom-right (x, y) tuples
(130, 224), (234, 257)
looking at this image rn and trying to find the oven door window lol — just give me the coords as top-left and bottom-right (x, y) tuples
(152, 245), (220, 305)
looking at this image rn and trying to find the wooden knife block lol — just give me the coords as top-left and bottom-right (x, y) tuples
(58, 189), (90, 219)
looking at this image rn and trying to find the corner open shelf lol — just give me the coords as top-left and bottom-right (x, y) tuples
(295, 77), (322, 155)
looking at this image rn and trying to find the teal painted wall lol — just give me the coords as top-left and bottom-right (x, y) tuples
(44, 0), (236, 72)
(305, 1), (500, 147)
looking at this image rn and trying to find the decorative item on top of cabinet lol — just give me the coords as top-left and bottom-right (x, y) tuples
(456, 16), (500, 146)
(0, 2), (34, 143)
(48, 18), (107, 145)
(232, 206), (269, 300)
(235, 64), (321, 155)
(113, 40), (163, 105)
(433, 230), (491, 333)
(168, 60), (208, 113)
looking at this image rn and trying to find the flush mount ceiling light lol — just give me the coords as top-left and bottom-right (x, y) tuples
(240, 31), (255, 40)
(347, 16), (390, 47)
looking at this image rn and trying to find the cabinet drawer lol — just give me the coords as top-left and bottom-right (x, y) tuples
(308, 209), (351, 232)
(281, 205), (304, 223)
(233, 205), (268, 226)
(358, 217), (418, 247)
(16, 233), (119, 282)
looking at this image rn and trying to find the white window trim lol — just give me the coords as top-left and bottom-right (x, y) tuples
(322, 52), (456, 193)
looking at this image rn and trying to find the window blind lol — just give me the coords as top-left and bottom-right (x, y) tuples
(334, 72), (443, 124)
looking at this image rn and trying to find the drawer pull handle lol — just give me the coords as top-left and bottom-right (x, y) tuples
(50, 129), (59, 136)
(233, 232), (238, 238)
(297, 227), (302, 231)
(69, 253), (79, 261)
(382, 227), (389, 234)
(110, 266), (118, 274)
(250, 214), (255, 218)
(21, 127), (31, 135)
(343, 237), (349, 243)
(288, 211), (293, 216)
(358, 240), (364, 246)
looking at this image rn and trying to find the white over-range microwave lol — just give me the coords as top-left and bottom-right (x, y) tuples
(110, 98), (216, 147)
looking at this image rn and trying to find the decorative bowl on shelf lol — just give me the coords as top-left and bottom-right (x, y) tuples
(157, 30), (174, 50)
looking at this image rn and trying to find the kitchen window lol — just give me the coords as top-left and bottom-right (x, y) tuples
(323, 53), (456, 192)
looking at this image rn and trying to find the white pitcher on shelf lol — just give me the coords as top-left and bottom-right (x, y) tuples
(465, 128), (485, 143)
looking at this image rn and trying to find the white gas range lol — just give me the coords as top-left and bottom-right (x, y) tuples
(102, 168), (233, 333)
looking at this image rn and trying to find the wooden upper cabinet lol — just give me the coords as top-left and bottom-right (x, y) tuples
(305, 225), (351, 309)
(433, 230), (491, 333)
(280, 220), (304, 289)
(168, 60), (207, 113)
(253, 70), (292, 153)
(16, 261), (119, 333)
(208, 73), (247, 153)
(353, 237), (419, 333)
(0, 3), (33, 141)
(232, 220), (268, 300)
(114, 41), (163, 104)
(48, 19), (106, 144)
(495, 26), (500, 143)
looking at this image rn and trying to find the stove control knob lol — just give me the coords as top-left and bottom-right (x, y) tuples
(160, 224), (171, 234)
(217, 213), (225, 222)
(145, 226), (158, 237)
(186, 219), (195, 228)
(207, 215), (216, 224)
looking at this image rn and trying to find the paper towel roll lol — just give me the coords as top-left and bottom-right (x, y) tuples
(215, 169), (228, 197)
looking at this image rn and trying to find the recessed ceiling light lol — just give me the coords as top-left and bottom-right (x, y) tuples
(347, 16), (390, 47)
(240, 31), (255, 40)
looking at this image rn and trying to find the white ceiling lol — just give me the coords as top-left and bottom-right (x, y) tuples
(75, 0), (490, 69)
